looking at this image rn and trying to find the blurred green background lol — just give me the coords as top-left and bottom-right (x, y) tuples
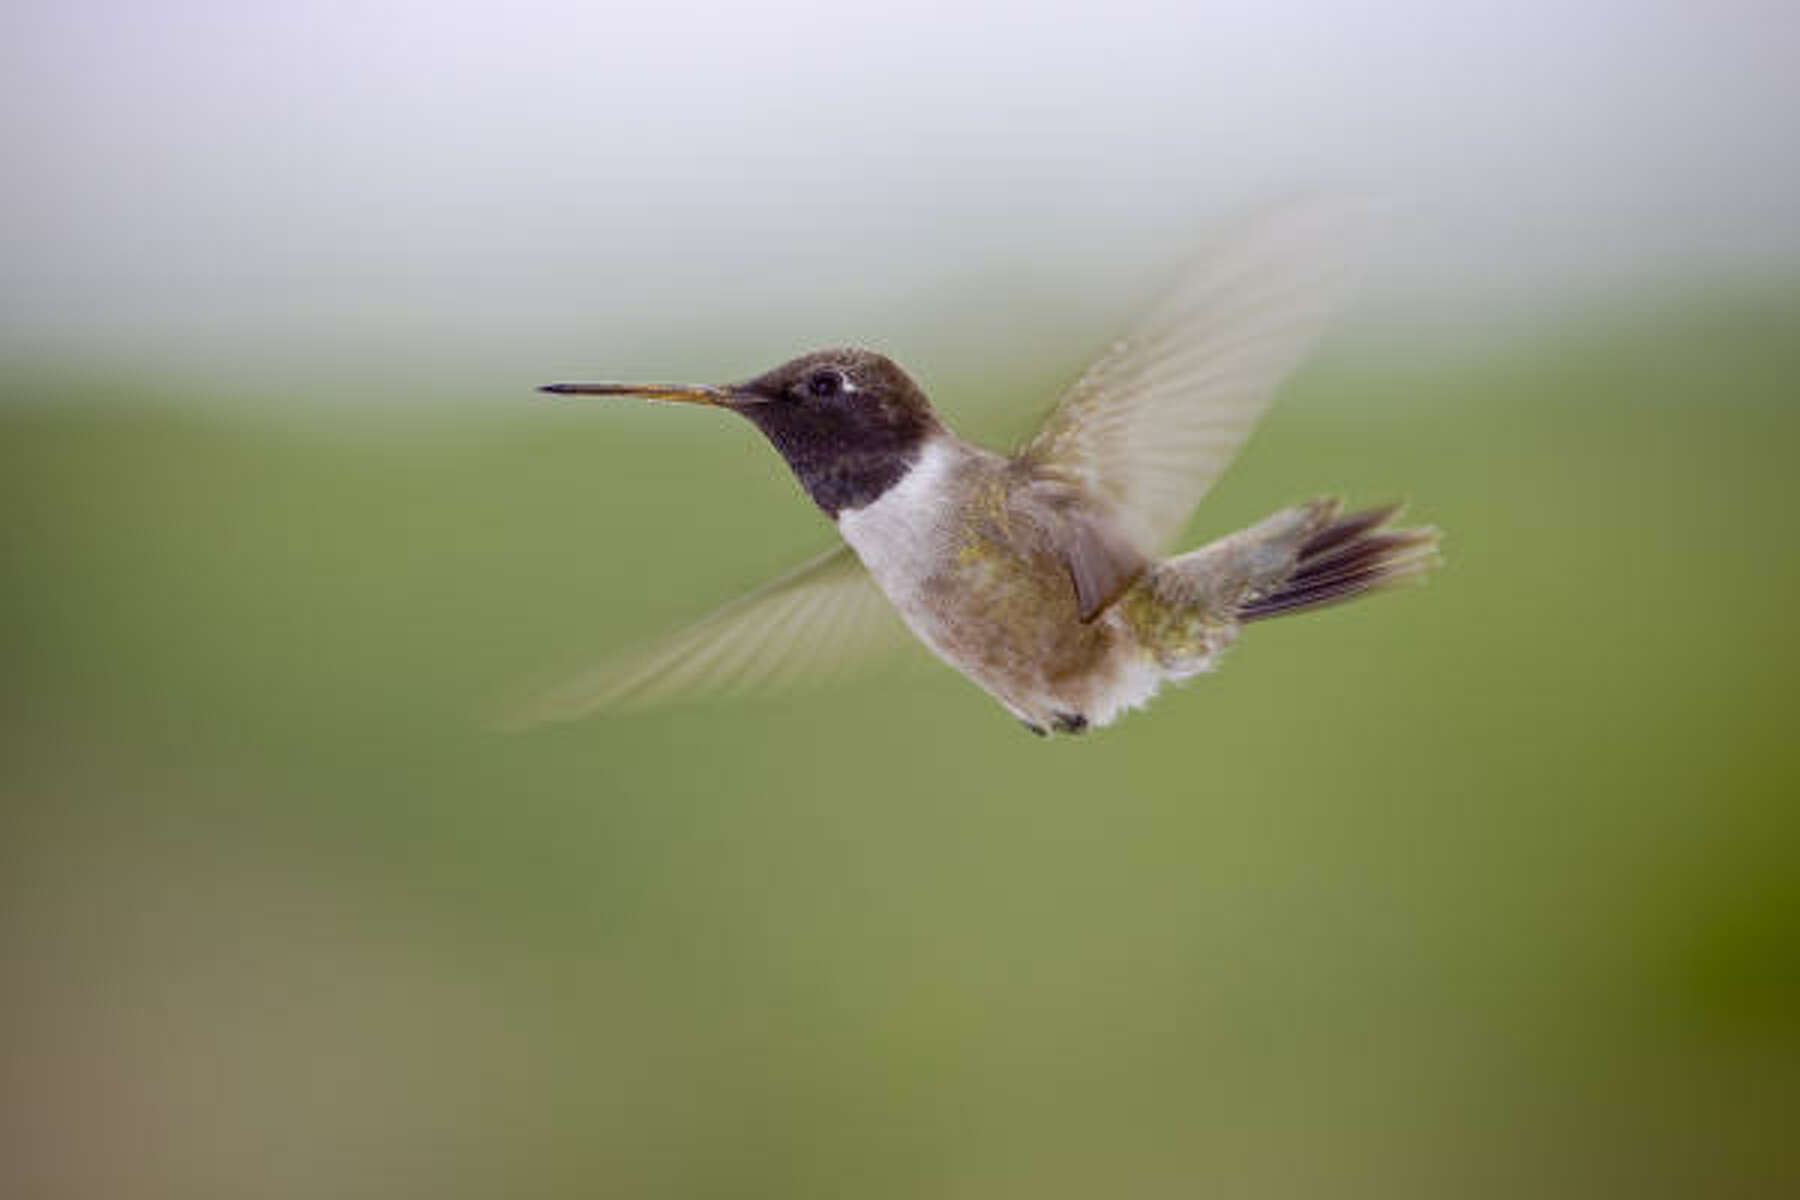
(6, 3), (1800, 1197)
(6, 294), (1797, 1197)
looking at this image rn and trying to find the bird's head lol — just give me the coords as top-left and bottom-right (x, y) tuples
(542, 348), (943, 516)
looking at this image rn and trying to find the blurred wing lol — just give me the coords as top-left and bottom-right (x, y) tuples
(1017, 200), (1357, 553)
(497, 545), (911, 728)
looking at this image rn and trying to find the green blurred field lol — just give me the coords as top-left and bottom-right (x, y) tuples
(3, 295), (1797, 1197)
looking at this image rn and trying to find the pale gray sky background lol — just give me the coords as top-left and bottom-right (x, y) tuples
(4, 1), (1797, 418)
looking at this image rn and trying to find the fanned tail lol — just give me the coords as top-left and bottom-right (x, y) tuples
(1238, 502), (1440, 622)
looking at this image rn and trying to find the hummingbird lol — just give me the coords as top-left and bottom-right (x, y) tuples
(511, 206), (1441, 736)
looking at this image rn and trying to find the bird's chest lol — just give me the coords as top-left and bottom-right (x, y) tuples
(836, 447), (1107, 707)
(834, 443), (1026, 674)
(835, 452), (960, 630)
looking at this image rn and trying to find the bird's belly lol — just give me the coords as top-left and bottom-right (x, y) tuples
(901, 563), (1164, 729)
(839, 495), (1159, 728)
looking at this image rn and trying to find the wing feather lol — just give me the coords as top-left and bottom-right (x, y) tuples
(1017, 200), (1358, 553)
(496, 544), (910, 728)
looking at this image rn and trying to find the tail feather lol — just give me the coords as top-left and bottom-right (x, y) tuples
(1289, 528), (1437, 590)
(1296, 501), (1402, 560)
(1238, 503), (1440, 622)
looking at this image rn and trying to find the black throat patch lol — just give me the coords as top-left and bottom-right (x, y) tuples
(737, 404), (933, 517)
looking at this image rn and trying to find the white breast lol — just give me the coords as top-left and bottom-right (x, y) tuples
(835, 436), (958, 599)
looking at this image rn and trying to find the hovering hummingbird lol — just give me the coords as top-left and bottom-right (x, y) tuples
(512, 206), (1440, 736)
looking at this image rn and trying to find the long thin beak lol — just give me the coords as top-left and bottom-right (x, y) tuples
(537, 381), (745, 407)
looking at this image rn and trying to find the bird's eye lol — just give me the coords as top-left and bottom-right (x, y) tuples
(807, 370), (843, 398)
